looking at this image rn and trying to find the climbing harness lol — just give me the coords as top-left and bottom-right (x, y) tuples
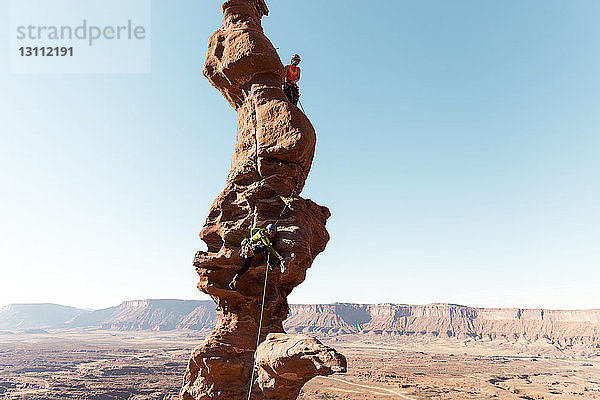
(240, 237), (256, 258)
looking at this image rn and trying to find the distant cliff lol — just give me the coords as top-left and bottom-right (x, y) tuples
(285, 303), (600, 349)
(65, 299), (216, 331)
(0, 300), (215, 332)
(0, 303), (84, 330)
(1, 300), (599, 350)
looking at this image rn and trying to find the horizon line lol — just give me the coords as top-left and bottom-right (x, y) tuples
(2, 298), (599, 313)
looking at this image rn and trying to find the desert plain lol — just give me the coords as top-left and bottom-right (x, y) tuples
(1, 330), (598, 400)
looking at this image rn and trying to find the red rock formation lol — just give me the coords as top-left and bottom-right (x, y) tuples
(255, 334), (347, 400)
(180, 1), (344, 399)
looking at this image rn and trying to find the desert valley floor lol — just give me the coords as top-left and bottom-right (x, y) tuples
(0, 331), (599, 400)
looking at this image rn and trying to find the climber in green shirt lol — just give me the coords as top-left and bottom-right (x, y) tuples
(229, 223), (286, 290)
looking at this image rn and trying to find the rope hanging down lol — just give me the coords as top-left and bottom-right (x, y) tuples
(244, 167), (302, 399)
(244, 179), (300, 400)
(244, 96), (306, 399)
(275, 179), (301, 226)
(245, 259), (270, 400)
(297, 99), (306, 114)
(224, 24), (307, 397)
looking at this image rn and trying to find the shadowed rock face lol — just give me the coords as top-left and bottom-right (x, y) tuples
(180, 1), (344, 399)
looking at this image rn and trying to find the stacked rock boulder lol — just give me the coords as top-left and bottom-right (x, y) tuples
(180, 1), (346, 399)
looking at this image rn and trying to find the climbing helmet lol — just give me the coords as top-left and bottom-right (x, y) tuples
(266, 224), (278, 235)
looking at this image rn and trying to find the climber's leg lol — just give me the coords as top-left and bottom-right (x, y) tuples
(229, 256), (253, 289)
(291, 85), (300, 106)
(283, 84), (293, 103)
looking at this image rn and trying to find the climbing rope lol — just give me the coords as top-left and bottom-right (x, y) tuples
(297, 99), (307, 114)
(245, 259), (270, 400)
(274, 178), (302, 225)
(249, 92), (303, 225)
(244, 175), (302, 399)
(243, 79), (307, 399)
(214, 24), (309, 399)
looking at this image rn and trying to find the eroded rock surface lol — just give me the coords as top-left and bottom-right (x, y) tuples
(180, 1), (345, 399)
(255, 334), (347, 400)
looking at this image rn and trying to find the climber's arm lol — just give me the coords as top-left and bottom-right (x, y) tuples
(260, 233), (282, 259)
(268, 245), (281, 259)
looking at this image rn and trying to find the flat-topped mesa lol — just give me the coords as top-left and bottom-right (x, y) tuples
(180, 1), (344, 399)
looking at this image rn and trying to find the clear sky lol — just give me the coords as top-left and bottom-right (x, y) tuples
(1, 0), (599, 310)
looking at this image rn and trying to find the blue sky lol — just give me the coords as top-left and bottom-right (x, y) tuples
(1, 0), (599, 310)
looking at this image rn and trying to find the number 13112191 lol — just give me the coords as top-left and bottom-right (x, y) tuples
(19, 47), (73, 56)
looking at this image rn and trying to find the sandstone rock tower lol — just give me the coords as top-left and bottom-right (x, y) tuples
(180, 1), (346, 399)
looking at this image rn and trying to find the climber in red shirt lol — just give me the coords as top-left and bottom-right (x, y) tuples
(283, 54), (301, 106)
